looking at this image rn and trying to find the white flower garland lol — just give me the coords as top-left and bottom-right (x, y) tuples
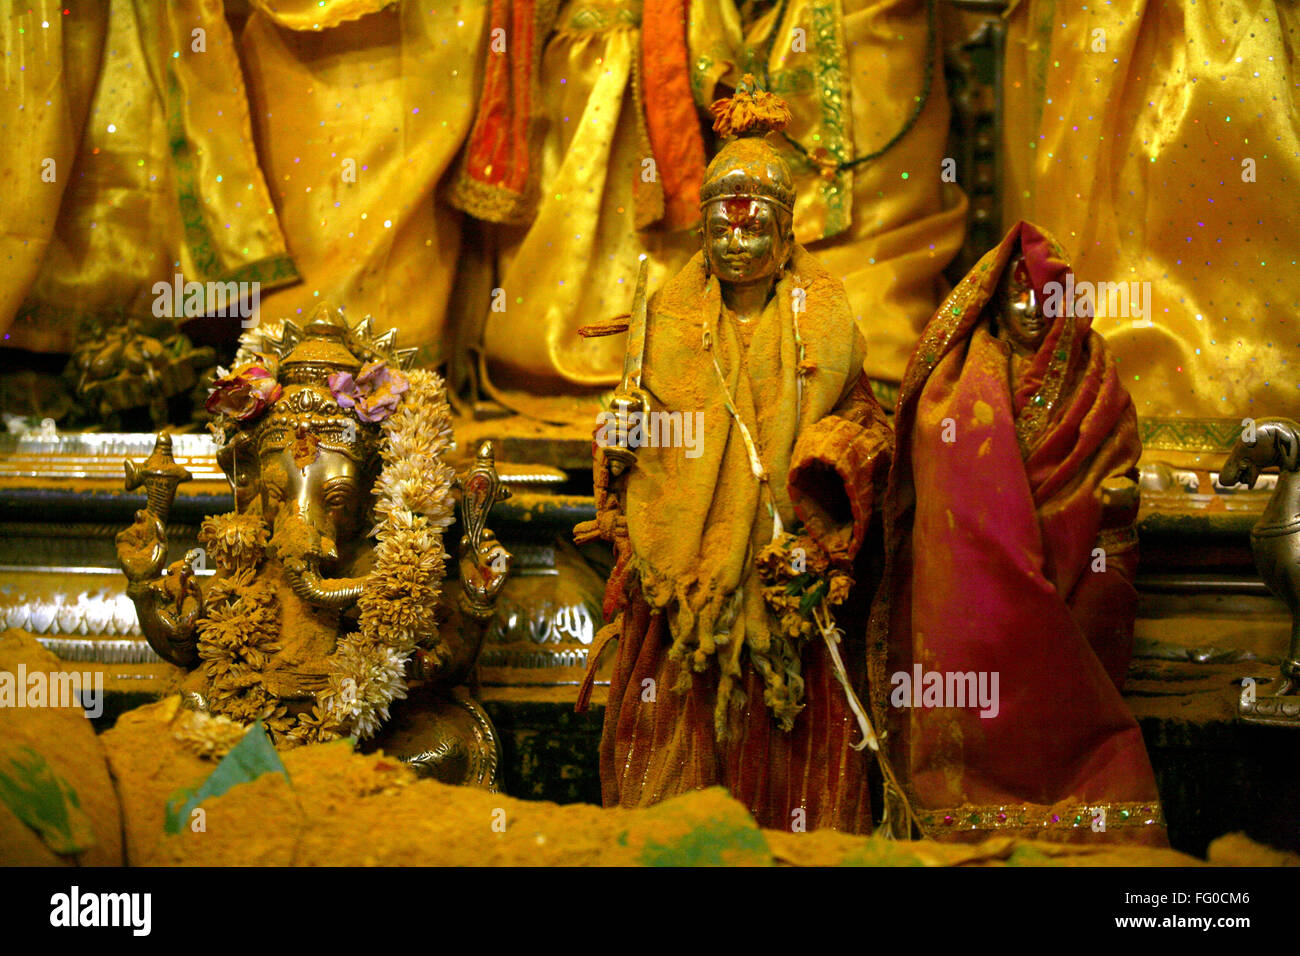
(318, 368), (457, 739)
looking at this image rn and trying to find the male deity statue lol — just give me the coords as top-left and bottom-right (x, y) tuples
(116, 308), (511, 784)
(576, 80), (895, 833)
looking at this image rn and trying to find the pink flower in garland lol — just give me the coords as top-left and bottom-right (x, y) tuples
(329, 361), (410, 423)
(206, 362), (282, 422)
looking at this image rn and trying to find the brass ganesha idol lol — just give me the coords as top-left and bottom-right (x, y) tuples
(116, 308), (511, 786)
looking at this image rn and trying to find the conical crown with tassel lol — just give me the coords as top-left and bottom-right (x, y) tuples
(700, 75), (796, 215)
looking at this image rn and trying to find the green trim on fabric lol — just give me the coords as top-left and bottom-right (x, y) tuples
(807, 0), (852, 237)
(164, 69), (299, 287)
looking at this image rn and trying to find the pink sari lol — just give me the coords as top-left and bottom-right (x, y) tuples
(869, 222), (1166, 843)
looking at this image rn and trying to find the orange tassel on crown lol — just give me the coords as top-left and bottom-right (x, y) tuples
(708, 74), (792, 139)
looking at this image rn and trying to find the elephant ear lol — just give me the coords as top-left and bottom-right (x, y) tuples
(1274, 423), (1300, 472)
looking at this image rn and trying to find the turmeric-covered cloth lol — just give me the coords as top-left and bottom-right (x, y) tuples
(580, 245), (893, 833)
(870, 221), (1166, 843)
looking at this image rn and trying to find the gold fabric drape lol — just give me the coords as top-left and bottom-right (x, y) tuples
(246, 0), (389, 31)
(4, 0), (963, 390)
(479, 0), (698, 394)
(239, 0), (489, 365)
(1003, 0), (1300, 426)
(0, 3), (105, 347)
(3, 0), (295, 353)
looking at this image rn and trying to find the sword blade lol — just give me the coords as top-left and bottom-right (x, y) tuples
(621, 256), (650, 389)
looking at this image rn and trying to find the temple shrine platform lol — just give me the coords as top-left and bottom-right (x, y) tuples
(0, 420), (1294, 857)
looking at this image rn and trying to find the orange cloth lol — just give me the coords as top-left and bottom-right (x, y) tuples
(788, 378), (893, 562)
(640, 0), (706, 229)
(448, 0), (561, 224)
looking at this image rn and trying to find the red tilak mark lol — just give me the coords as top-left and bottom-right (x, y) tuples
(1012, 256), (1032, 289)
(721, 198), (760, 227)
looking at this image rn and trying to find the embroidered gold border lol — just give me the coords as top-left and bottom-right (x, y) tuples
(1138, 417), (1244, 454)
(1014, 313), (1075, 455)
(447, 174), (536, 226)
(919, 800), (1164, 833)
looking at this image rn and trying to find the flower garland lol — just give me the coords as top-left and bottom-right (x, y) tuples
(318, 367), (457, 740)
(172, 707), (250, 761)
(755, 531), (875, 750)
(193, 518), (289, 733)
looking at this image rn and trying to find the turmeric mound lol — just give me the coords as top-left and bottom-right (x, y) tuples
(8, 681), (1295, 868)
(0, 629), (122, 866)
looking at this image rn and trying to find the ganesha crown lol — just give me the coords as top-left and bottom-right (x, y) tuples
(254, 306), (418, 371)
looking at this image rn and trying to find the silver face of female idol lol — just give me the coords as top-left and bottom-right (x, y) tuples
(996, 253), (1049, 352)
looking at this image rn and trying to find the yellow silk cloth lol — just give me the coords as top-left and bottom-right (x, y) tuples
(476, 0), (698, 395)
(478, 0), (965, 396)
(247, 0), (389, 31)
(690, 0), (967, 386)
(239, 0), (488, 366)
(2, 0), (296, 354)
(1002, 0), (1300, 428)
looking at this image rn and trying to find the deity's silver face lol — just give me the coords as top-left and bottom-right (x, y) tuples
(996, 253), (1048, 351)
(703, 198), (791, 286)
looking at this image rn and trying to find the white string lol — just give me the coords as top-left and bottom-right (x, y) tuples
(814, 602), (878, 752)
(792, 290), (805, 417)
(704, 322), (783, 540)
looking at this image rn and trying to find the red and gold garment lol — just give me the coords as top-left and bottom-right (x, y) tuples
(869, 221), (1166, 843)
(577, 246), (893, 833)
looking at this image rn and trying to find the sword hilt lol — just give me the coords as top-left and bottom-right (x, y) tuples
(604, 386), (650, 477)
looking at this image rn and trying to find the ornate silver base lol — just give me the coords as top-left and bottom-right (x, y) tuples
(1237, 693), (1300, 728)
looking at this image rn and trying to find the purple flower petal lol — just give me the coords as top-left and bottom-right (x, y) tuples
(355, 361), (387, 387)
